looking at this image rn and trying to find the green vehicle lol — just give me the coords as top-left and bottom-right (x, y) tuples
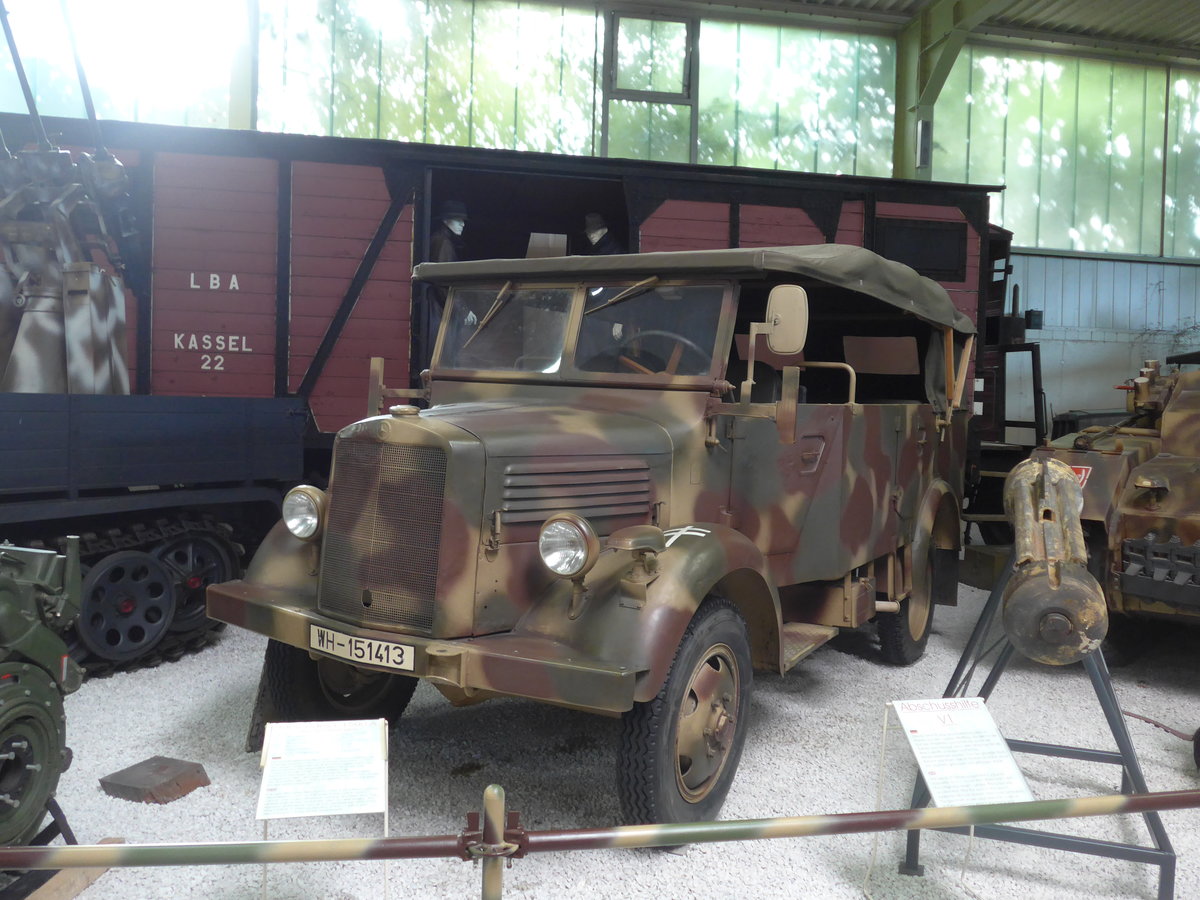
(209, 244), (973, 824)
(0, 539), (83, 845)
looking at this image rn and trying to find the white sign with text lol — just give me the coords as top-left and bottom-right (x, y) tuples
(892, 697), (1033, 808)
(256, 718), (389, 821)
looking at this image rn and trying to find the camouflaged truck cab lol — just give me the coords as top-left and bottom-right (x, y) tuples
(1031, 354), (1200, 662)
(208, 244), (974, 825)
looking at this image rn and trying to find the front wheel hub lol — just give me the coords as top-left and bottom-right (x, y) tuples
(675, 644), (739, 802)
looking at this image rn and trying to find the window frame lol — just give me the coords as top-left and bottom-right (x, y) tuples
(600, 7), (700, 163)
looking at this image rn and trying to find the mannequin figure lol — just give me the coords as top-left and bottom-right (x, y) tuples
(430, 199), (468, 262)
(582, 212), (624, 255)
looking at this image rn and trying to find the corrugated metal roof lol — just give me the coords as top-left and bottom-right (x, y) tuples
(693, 1), (1200, 63)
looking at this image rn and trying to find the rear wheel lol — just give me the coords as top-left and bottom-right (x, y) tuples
(879, 542), (936, 666)
(262, 639), (417, 722)
(618, 598), (752, 825)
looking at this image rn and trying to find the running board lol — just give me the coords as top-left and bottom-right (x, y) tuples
(780, 622), (838, 672)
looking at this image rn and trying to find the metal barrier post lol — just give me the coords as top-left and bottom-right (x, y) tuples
(481, 784), (507, 900)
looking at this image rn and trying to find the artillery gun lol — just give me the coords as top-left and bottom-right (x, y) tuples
(0, 539), (83, 846)
(1033, 355), (1200, 660)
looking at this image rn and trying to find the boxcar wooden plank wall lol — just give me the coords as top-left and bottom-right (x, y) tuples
(739, 204), (823, 247)
(834, 201), (865, 245)
(151, 153), (279, 398)
(288, 162), (412, 433)
(640, 200), (730, 251)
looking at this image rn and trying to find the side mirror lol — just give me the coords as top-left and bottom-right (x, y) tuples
(739, 285), (808, 405)
(764, 284), (808, 355)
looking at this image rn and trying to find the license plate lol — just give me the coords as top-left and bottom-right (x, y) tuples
(309, 625), (415, 672)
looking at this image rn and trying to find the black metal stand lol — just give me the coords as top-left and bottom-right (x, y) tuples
(900, 564), (1177, 900)
(0, 800), (79, 900)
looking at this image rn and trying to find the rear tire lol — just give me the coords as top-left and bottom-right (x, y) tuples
(617, 597), (752, 825)
(262, 639), (416, 722)
(878, 541), (938, 666)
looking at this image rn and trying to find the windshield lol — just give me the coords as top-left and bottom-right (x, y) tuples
(438, 281), (726, 377)
(441, 286), (573, 372)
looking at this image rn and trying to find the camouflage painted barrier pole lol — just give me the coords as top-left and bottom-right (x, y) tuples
(480, 784), (508, 900)
(522, 789), (1200, 853)
(0, 788), (1195, 871)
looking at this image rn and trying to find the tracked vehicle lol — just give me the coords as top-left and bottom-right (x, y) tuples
(1033, 354), (1200, 657)
(209, 244), (973, 824)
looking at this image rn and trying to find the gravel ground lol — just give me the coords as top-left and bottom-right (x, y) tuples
(54, 583), (1198, 899)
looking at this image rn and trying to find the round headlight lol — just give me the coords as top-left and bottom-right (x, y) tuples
(282, 486), (326, 540)
(538, 513), (599, 578)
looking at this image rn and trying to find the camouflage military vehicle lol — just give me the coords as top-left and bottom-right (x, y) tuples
(209, 244), (973, 824)
(1032, 354), (1200, 658)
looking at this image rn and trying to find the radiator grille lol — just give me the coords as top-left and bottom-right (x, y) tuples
(318, 441), (446, 633)
(502, 459), (651, 524)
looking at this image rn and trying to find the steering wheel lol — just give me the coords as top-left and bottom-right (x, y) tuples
(616, 330), (709, 375)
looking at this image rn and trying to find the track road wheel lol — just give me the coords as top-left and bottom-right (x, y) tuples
(878, 543), (935, 666)
(153, 533), (240, 632)
(0, 665), (67, 846)
(262, 639), (417, 722)
(618, 597), (752, 825)
(76, 551), (176, 663)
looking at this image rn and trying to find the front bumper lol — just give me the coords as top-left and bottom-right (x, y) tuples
(207, 581), (637, 714)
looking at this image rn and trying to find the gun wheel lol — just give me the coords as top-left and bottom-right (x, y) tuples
(618, 597), (752, 825)
(262, 639), (417, 722)
(75, 551), (177, 663)
(0, 667), (66, 846)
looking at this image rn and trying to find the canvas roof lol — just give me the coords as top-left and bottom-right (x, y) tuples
(414, 244), (975, 335)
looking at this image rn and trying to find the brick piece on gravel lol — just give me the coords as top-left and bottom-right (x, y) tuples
(99, 756), (210, 804)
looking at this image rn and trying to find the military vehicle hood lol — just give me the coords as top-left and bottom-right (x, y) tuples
(422, 400), (675, 458)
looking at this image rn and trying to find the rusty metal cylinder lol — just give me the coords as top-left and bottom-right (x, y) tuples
(1001, 457), (1108, 665)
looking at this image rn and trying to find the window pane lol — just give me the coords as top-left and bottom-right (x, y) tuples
(1166, 71), (1200, 258)
(696, 20), (894, 175)
(262, 0), (599, 153)
(1000, 57), (1041, 250)
(934, 47), (1166, 255)
(331, 0), (382, 139)
(1036, 57), (1078, 248)
(608, 100), (690, 163)
(616, 17), (687, 94)
(577, 284), (723, 376)
(2, 0), (237, 127)
(441, 287), (574, 371)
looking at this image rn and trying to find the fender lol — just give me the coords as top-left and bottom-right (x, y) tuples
(242, 520), (319, 596)
(516, 523), (781, 704)
(912, 477), (961, 606)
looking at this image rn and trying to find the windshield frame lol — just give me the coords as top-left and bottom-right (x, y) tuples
(431, 278), (736, 389)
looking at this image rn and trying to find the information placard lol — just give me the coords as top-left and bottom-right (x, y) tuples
(892, 697), (1033, 808)
(256, 719), (389, 821)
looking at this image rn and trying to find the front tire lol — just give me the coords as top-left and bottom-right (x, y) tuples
(262, 639), (417, 722)
(618, 597), (752, 825)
